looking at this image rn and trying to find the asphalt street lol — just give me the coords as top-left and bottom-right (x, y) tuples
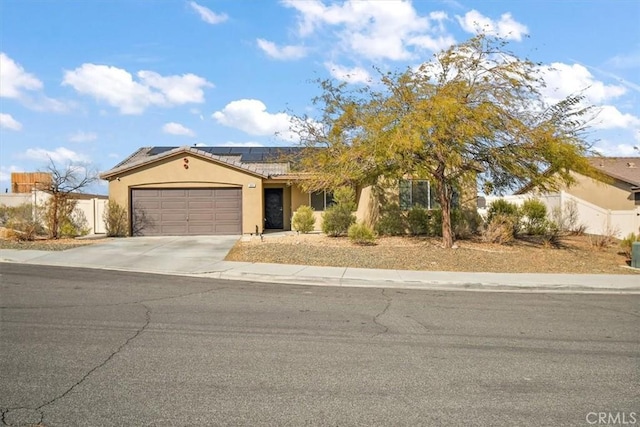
(1, 263), (638, 426)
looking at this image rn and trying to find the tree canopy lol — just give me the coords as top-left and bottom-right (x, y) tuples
(290, 35), (602, 248)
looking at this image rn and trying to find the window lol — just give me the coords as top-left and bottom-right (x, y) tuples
(310, 191), (334, 211)
(399, 179), (450, 210)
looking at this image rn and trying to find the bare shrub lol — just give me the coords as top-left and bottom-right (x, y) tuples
(588, 224), (618, 251)
(551, 200), (586, 235)
(104, 200), (128, 237)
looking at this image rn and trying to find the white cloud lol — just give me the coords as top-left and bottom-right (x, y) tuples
(69, 131), (97, 143)
(0, 53), (69, 113)
(456, 10), (528, 41)
(0, 53), (42, 98)
(325, 62), (371, 84)
(256, 39), (307, 60)
(213, 99), (297, 141)
(138, 71), (211, 104)
(0, 165), (22, 183)
(0, 113), (22, 131)
(539, 63), (627, 105)
(63, 64), (212, 114)
(593, 141), (639, 157)
(189, 1), (228, 24)
(591, 105), (640, 130)
(281, 0), (453, 61)
(23, 147), (89, 164)
(162, 122), (196, 137)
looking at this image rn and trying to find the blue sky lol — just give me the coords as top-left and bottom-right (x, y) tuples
(1, 0), (639, 194)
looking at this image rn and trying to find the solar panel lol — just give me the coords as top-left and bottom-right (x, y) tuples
(148, 147), (176, 156)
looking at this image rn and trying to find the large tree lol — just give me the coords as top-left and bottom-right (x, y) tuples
(291, 35), (601, 248)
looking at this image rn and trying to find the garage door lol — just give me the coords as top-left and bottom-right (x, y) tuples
(131, 188), (242, 236)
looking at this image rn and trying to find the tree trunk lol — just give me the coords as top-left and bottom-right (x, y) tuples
(435, 177), (454, 249)
(51, 194), (59, 239)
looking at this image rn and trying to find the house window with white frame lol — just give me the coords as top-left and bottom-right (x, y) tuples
(310, 191), (335, 211)
(399, 179), (449, 210)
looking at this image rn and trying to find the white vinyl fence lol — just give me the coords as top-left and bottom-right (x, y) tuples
(480, 191), (640, 238)
(0, 190), (108, 235)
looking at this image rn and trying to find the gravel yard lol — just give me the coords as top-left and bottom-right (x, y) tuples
(225, 233), (638, 275)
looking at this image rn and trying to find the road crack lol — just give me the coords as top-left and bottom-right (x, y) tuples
(2, 303), (151, 427)
(372, 289), (392, 337)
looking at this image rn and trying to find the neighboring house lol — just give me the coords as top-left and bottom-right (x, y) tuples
(560, 157), (640, 210)
(101, 146), (477, 236)
(511, 156), (640, 236)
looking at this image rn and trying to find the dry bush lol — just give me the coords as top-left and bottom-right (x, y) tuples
(551, 200), (586, 235)
(482, 214), (516, 244)
(0, 203), (43, 241)
(104, 200), (128, 237)
(588, 224), (618, 251)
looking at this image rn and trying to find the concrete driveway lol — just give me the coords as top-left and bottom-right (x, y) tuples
(1, 235), (240, 275)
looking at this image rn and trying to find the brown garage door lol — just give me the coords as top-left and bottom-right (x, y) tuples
(131, 188), (242, 236)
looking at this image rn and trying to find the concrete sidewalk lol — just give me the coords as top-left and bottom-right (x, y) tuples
(1, 236), (639, 293)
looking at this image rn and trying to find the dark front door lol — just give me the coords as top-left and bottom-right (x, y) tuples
(264, 188), (284, 229)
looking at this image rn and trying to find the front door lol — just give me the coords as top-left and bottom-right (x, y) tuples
(264, 188), (284, 229)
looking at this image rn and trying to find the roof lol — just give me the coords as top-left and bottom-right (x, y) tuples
(588, 157), (640, 187)
(100, 146), (305, 179)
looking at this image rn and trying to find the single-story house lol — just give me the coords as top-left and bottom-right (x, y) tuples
(516, 157), (640, 209)
(566, 157), (640, 210)
(512, 156), (640, 236)
(100, 146), (476, 236)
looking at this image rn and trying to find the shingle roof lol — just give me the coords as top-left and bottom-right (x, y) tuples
(100, 146), (305, 179)
(588, 157), (640, 187)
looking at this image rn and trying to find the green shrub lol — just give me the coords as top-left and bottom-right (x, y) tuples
(58, 208), (90, 237)
(322, 205), (355, 237)
(292, 205), (316, 234)
(406, 205), (429, 235)
(104, 200), (128, 237)
(322, 186), (356, 237)
(348, 222), (376, 245)
(521, 199), (548, 235)
(332, 186), (356, 211)
(375, 203), (406, 236)
(487, 199), (520, 222)
(620, 232), (640, 259)
(453, 208), (482, 239)
(428, 209), (443, 237)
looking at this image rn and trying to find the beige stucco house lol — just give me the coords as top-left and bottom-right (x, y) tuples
(565, 157), (640, 210)
(516, 157), (640, 210)
(101, 145), (476, 236)
(511, 156), (640, 237)
(100, 146), (365, 236)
